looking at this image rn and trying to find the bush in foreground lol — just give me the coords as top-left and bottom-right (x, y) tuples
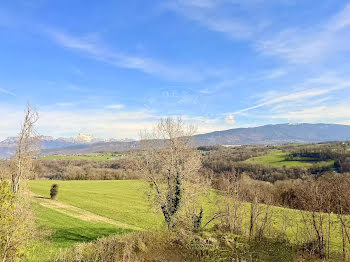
(53, 230), (302, 262)
(50, 184), (59, 200)
(0, 180), (35, 261)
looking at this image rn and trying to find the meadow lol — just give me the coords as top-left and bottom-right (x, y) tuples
(28, 180), (155, 261)
(245, 149), (335, 167)
(28, 179), (345, 261)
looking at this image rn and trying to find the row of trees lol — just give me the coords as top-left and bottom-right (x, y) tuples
(32, 158), (141, 180)
(285, 143), (349, 162)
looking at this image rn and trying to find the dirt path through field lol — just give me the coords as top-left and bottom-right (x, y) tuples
(32, 193), (142, 231)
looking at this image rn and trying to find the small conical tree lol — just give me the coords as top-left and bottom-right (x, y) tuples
(50, 184), (59, 200)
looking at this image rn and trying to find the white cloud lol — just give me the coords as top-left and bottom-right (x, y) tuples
(0, 107), (23, 139)
(0, 88), (16, 96)
(261, 69), (287, 79)
(0, 106), (235, 141)
(165, 0), (300, 41)
(45, 28), (206, 82)
(195, 16), (254, 39)
(266, 104), (350, 123)
(105, 104), (125, 110)
(234, 74), (350, 115)
(257, 3), (350, 63)
(327, 3), (350, 31)
(165, 0), (257, 40)
(179, 0), (218, 8)
(225, 114), (236, 125)
(56, 102), (74, 107)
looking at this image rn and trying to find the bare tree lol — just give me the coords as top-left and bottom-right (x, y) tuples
(10, 103), (39, 194)
(136, 117), (204, 229)
(236, 175), (275, 240)
(0, 104), (38, 261)
(216, 173), (243, 234)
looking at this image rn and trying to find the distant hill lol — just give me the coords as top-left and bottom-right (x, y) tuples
(41, 141), (139, 155)
(1, 123), (350, 157)
(194, 123), (350, 146)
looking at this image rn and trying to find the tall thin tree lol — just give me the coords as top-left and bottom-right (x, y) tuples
(11, 103), (39, 194)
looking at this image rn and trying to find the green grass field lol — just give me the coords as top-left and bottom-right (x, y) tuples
(28, 180), (160, 261)
(39, 153), (123, 161)
(27, 202), (132, 261)
(30, 180), (163, 230)
(245, 149), (335, 167)
(28, 180), (345, 261)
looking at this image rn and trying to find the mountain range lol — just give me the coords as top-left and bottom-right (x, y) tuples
(0, 133), (134, 158)
(1, 123), (350, 158)
(194, 123), (350, 146)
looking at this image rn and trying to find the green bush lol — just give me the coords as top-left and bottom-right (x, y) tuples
(50, 184), (59, 200)
(0, 180), (33, 261)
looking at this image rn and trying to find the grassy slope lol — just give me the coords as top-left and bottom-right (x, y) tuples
(28, 202), (132, 261)
(245, 149), (334, 167)
(29, 180), (344, 261)
(29, 180), (163, 230)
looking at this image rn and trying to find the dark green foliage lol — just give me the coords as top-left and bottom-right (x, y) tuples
(285, 143), (349, 162)
(0, 180), (33, 261)
(162, 172), (182, 228)
(50, 184), (59, 200)
(193, 208), (203, 230)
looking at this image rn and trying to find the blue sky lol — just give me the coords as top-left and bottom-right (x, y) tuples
(1, 0), (350, 140)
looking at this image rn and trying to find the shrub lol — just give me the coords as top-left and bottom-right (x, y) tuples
(50, 184), (59, 200)
(0, 180), (34, 261)
(53, 230), (299, 262)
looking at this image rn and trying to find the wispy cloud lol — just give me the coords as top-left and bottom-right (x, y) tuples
(168, 1), (350, 64)
(56, 102), (74, 107)
(0, 88), (16, 96)
(327, 3), (350, 31)
(257, 3), (350, 63)
(267, 104), (350, 123)
(45, 28), (206, 81)
(234, 74), (350, 115)
(261, 68), (287, 79)
(105, 104), (125, 110)
(164, 0), (258, 40)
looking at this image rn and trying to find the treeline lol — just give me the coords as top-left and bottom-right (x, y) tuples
(285, 143), (350, 173)
(30, 142), (350, 182)
(198, 145), (269, 162)
(205, 162), (311, 184)
(285, 143), (350, 162)
(200, 145), (311, 183)
(33, 158), (141, 180)
(30, 146), (270, 181)
(201, 143), (350, 184)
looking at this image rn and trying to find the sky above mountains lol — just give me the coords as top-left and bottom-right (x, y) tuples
(1, 0), (350, 140)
